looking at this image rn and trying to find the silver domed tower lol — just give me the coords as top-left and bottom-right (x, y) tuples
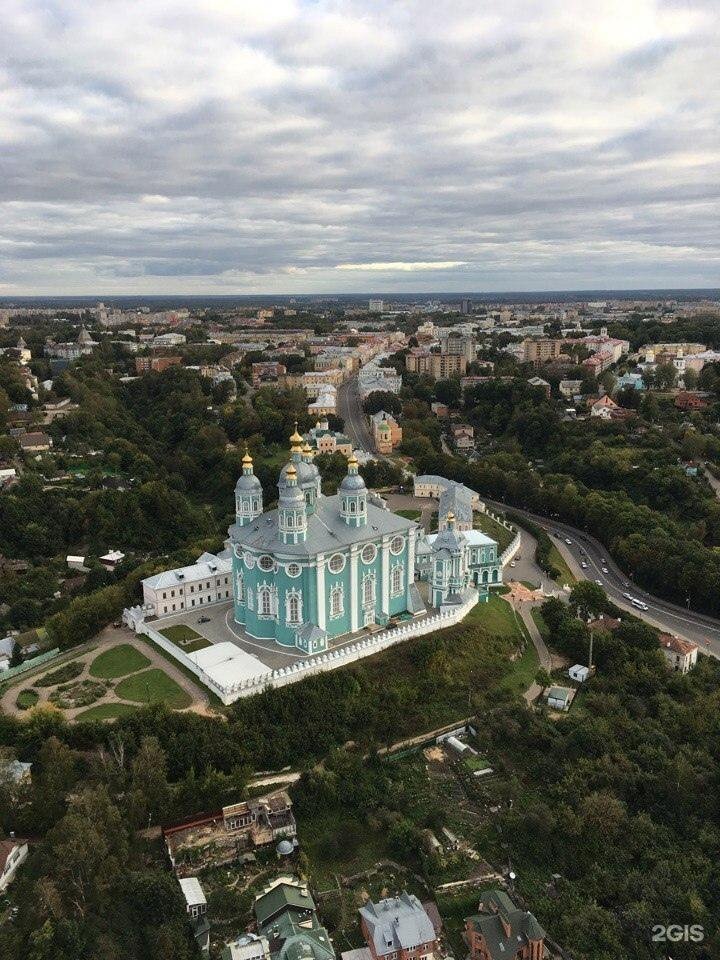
(279, 425), (321, 513)
(278, 463), (307, 544)
(339, 454), (367, 528)
(235, 448), (263, 526)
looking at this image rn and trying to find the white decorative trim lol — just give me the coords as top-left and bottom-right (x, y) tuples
(329, 582), (344, 618)
(328, 552), (346, 574)
(361, 543), (377, 564)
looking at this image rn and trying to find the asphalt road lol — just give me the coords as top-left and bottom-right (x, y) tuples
(337, 376), (377, 453)
(483, 497), (720, 654)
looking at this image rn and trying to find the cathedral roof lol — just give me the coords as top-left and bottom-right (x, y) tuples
(279, 456), (319, 487)
(230, 495), (416, 557)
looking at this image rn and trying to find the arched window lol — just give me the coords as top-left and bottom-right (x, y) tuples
(330, 584), (344, 618)
(236, 571), (245, 602)
(391, 564), (403, 596)
(258, 585), (272, 617)
(286, 590), (302, 625)
(363, 575), (375, 607)
(350, 500), (356, 513)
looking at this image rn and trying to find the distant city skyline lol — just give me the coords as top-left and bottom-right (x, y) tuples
(2, 0), (719, 295)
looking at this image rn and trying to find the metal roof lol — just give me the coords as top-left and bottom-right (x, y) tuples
(230, 494), (415, 557)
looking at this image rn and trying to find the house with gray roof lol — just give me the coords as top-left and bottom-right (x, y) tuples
(464, 890), (545, 960)
(359, 892), (439, 960)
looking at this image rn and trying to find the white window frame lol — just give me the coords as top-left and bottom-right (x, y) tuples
(286, 589), (303, 625)
(362, 574), (375, 608)
(391, 563), (404, 597)
(330, 583), (344, 618)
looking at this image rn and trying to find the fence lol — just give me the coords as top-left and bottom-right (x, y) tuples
(127, 589), (480, 706)
(0, 648), (60, 684)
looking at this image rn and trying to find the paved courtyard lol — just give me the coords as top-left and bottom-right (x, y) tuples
(149, 590), (434, 672)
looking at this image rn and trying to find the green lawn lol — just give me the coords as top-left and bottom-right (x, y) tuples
(16, 688), (39, 710)
(548, 544), (576, 586)
(114, 668), (192, 709)
(397, 508), (422, 521)
(497, 636), (539, 696)
(473, 512), (515, 553)
(159, 624), (211, 653)
(463, 754), (491, 772)
(465, 594), (522, 637)
(89, 644), (151, 679)
(531, 607), (550, 641)
(76, 702), (139, 722)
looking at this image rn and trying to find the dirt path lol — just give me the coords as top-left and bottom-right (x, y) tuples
(1, 625), (214, 720)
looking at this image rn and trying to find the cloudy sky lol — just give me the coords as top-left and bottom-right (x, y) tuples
(1, 0), (719, 294)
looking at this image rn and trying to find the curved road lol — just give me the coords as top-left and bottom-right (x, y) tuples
(483, 497), (720, 655)
(336, 373), (720, 653)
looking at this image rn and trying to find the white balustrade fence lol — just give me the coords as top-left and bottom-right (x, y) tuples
(125, 589), (480, 706)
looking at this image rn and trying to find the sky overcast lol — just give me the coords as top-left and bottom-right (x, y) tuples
(1, 0), (719, 294)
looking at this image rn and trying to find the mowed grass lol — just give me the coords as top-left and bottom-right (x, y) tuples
(396, 508), (421, 521)
(76, 702), (138, 722)
(159, 624), (211, 653)
(548, 544), (577, 586)
(16, 688), (39, 710)
(465, 594), (522, 637)
(473, 512), (515, 553)
(89, 644), (150, 679)
(114, 668), (192, 708)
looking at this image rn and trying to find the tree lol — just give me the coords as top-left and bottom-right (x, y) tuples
(568, 580), (607, 620)
(128, 736), (170, 827)
(363, 391), (402, 416)
(655, 363), (677, 390)
(434, 379), (461, 406)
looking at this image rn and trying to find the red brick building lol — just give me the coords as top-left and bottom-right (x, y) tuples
(135, 355), (182, 374)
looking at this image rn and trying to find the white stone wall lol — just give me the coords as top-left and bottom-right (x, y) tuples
(127, 590), (480, 706)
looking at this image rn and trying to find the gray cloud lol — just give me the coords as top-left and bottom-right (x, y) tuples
(0, 0), (719, 293)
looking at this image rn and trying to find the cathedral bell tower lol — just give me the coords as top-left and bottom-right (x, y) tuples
(235, 447), (263, 526)
(278, 464), (308, 544)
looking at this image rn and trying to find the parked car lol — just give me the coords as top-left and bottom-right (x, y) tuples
(565, 538), (572, 545)
(198, 616), (211, 623)
(602, 566), (609, 574)
(581, 561), (588, 569)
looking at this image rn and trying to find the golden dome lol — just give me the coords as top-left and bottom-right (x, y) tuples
(289, 421), (303, 444)
(348, 454), (358, 467)
(447, 511), (455, 521)
(302, 442), (313, 456)
(286, 464), (297, 478)
(242, 446), (253, 465)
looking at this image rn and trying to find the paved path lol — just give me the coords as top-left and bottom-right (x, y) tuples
(702, 463), (720, 500)
(1, 626), (214, 720)
(515, 602), (551, 705)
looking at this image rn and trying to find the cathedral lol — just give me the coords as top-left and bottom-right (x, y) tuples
(229, 428), (425, 653)
(228, 427), (504, 655)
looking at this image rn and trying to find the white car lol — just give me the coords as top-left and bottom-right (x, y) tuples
(602, 566), (609, 574)
(581, 561), (588, 569)
(565, 538), (572, 545)
(623, 592), (633, 600)
(595, 579), (603, 586)
(510, 560), (516, 568)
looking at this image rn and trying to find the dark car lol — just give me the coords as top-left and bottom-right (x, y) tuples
(198, 616), (211, 623)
